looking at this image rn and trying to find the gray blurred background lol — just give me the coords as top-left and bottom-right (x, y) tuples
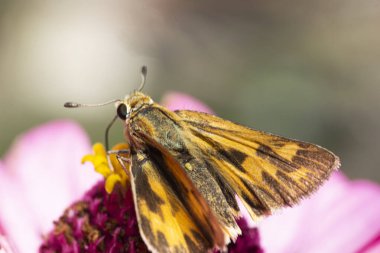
(0, 1), (379, 182)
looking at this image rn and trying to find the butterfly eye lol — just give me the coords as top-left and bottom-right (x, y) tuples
(117, 104), (128, 120)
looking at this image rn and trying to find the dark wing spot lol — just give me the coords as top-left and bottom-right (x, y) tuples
(229, 148), (248, 164)
(191, 229), (204, 243)
(134, 159), (165, 216)
(275, 170), (306, 195)
(190, 129), (247, 172)
(156, 231), (169, 249)
(270, 137), (287, 147)
(296, 149), (335, 167)
(216, 148), (247, 173)
(185, 234), (205, 253)
(205, 160), (239, 213)
(297, 142), (312, 149)
(256, 144), (273, 159)
(168, 197), (181, 215)
(240, 179), (272, 215)
(292, 155), (328, 172)
(140, 172), (165, 213)
(240, 193), (266, 216)
(256, 144), (300, 172)
(261, 171), (296, 206)
(140, 215), (155, 243)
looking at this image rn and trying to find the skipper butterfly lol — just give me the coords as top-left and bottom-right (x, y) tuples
(65, 67), (340, 253)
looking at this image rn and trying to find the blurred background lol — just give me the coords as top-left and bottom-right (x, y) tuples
(0, 1), (379, 182)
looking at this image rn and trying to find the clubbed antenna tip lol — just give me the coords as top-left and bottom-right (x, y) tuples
(64, 102), (80, 108)
(141, 65), (147, 76)
(138, 65), (148, 91)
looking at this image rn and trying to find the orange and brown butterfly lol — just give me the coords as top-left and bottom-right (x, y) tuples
(65, 66), (340, 253)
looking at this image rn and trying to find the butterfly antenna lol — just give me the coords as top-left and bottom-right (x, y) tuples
(64, 99), (121, 108)
(105, 114), (118, 151)
(137, 65), (148, 91)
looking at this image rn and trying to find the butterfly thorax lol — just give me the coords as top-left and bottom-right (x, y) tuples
(124, 96), (187, 153)
(121, 91), (159, 148)
(124, 91), (154, 118)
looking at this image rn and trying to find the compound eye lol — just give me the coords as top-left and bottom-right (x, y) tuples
(117, 104), (128, 120)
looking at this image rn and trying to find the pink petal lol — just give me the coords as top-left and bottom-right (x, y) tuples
(0, 234), (16, 253)
(160, 91), (214, 113)
(358, 232), (380, 253)
(259, 172), (380, 253)
(365, 243), (380, 253)
(0, 164), (17, 253)
(0, 120), (101, 253)
(0, 167), (40, 253)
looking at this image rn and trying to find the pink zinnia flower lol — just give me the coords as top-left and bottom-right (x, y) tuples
(0, 121), (101, 253)
(0, 92), (379, 253)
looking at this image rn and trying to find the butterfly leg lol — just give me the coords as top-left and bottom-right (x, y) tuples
(107, 149), (131, 174)
(116, 155), (131, 174)
(107, 149), (130, 155)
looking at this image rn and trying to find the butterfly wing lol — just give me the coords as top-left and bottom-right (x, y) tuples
(128, 105), (242, 243)
(129, 132), (225, 253)
(175, 110), (340, 220)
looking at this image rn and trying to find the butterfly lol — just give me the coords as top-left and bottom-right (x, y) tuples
(65, 66), (340, 253)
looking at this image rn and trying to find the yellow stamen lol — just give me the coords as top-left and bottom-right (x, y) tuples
(82, 142), (130, 193)
(105, 174), (123, 194)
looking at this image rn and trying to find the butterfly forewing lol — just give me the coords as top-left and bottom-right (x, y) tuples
(175, 110), (340, 219)
(129, 130), (225, 253)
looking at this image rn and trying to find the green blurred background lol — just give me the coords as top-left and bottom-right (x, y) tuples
(1, 1), (379, 182)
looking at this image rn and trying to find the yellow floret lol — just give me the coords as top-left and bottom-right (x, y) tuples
(82, 142), (130, 193)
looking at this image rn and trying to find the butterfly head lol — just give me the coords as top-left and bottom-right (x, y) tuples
(116, 91), (154, 121)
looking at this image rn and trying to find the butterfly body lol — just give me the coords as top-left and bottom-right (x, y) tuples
(115, 91), (340, 253)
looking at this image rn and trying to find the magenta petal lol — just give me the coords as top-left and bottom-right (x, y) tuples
(0, 120), (101, 253)
(160, 91), (214, 113)
(259, 172), (380, 253)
